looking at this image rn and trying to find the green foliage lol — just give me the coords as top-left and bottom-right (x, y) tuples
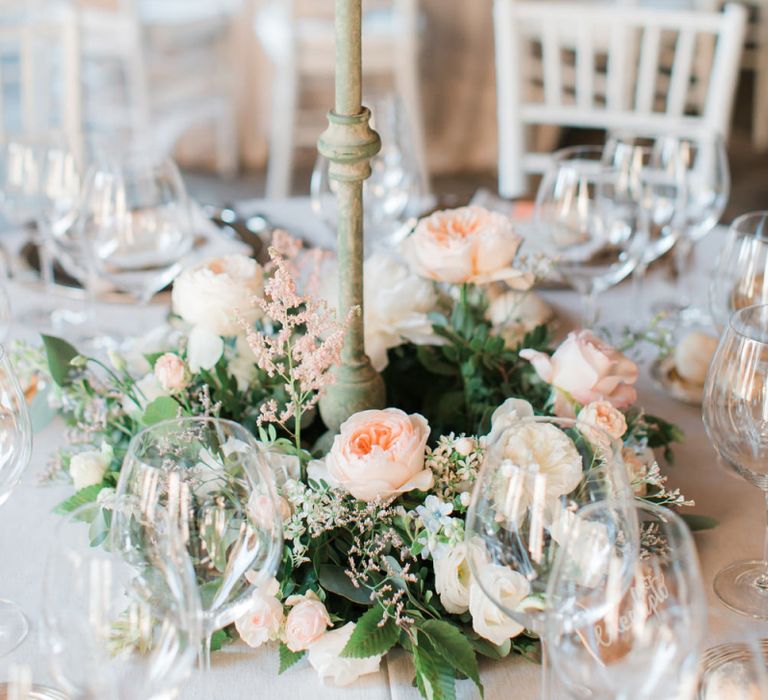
(341, 606), (400, 659)
(211, 627), (235, 653)
(141, 396), (181, 426)
(53, 484), (104, 515)
(278, 643), (305, 673)
(419, 620), (481, 693)
(318, 565), (374, 606)
(413, 632), (457, 700)
(41, 334), (79, 386)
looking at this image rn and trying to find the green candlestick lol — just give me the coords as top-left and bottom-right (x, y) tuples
(317, 0), (386, 432)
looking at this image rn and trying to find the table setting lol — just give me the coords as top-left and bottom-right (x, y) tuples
(1, 1), (768, 699)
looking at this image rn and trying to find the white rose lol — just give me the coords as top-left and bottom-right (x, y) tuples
(469, 565), (529, 645)
(548, 505), (611, 588)
(484, 398), (534, 447)
(284, 592), (331, 652)
(234, 577), (284, 648)
(70, 443), (113, 490)
(172, 254), (264, 336)
(487, 289), (553, 347)
(673, 331), (718, 386)
(402, 206), (533, 287)
(228, 334), (258, 391)
(308, 622), (383, 687)
(434, 542), (473, 614)
(320, 252), (443, 372)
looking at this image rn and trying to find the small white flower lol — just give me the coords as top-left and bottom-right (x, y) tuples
(416, 495), (454, 534)
(70, 442), (113, 491)
(308, 623), (383, 687)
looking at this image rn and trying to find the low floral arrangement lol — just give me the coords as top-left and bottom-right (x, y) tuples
(15, 206), (691, 699)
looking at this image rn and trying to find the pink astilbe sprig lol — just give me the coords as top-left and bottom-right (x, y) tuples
(245, 243), (355, 449)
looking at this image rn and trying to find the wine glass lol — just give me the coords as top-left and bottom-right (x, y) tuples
(311, 93), (421, 254)
(79, 151), (195, 304)
(535, 145), (647, 326)
(546, 500), (707, 700)
(465, 416), (634, 699)
(709, 211), (768, 332)
(0, 344), (33, 656)
(43, 503), (201, 699)
(113, 417), (283, 669)
(654, 134), (729, 320)
(703, 303), (768, 618)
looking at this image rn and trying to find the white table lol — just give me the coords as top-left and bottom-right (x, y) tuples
(0, 199), (758, 699)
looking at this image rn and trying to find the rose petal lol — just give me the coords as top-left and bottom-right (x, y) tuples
(187, 326), (224, 372)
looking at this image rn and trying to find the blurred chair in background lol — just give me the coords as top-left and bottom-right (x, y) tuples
(494, 1), (747, 198)
(255, 0), (428, 200)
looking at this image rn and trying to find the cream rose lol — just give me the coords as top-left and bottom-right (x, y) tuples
(312, 408), (432, 502)
(284, 593), (331, 652)
(487, 288), (553, 347)
(172, 254), (263, 336)
(234, 577), (284, 648)
(402, 206), (534, 287)
(485, 397), (534, 447)
(469, 565), (529, 645)
(521, 331), (638, 417)
(673, 330), (718, 386)
(307, 623), (383, 686)
(153, 353), (189, 393)
(434, 542), (473, 614)
(485, 421), (583, 519)
(70, 443), (113, 490)
(577, 401), (627, 445)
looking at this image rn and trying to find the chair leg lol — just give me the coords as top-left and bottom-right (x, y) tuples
(266, 59), (298, 199)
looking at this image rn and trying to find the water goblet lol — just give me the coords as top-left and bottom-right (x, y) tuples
(546, 500), (707, 700)
(465, 415), (634, 699)
(535, 145), (647, 326)
(43, 503), (201, 699)
(0, 344), (32, 656)
(703, 303), (768, 618)
(113, 417), (283, 669)
(709, 211), (768, 332)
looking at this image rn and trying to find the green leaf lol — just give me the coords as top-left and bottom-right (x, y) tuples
(467, 635), (511, 660)
(42, 334), (80, 386)
(279, 643), (305, 673)
(53, 484), (104, 515)
(413, 634), (456, 700)
(420, 620), (482, 694)
(141, 396), (180, 426)
(211, 628), (232, 652)
(341, 606), (400, 658)
(682, 513), (719, 531)
(318, 565), (374, 605)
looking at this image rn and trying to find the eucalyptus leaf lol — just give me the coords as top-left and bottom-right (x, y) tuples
(42, 334), (80, 386)
(318, 565), (374, 605)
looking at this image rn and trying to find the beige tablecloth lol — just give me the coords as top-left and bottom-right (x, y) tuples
(0, 198), (758, 699)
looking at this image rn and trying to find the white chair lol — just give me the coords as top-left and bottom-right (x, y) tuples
(255, 0), (428, 199)
(76, 0), (240, 175)
(494, 1), (747, 198)
(732, 1), (768, 149)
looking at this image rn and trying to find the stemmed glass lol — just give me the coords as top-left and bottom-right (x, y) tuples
(709, 211), (768, 332)
(703, 303), (768, 618)
(113, 417), (283, 669)
(535, 145), (647, 326)
(546, 500), (707, 700)
(43, 503), (201, 699)
(0, 344), (33, 656)
(78, 150), (195, 304)
(465, 416), (633, 699)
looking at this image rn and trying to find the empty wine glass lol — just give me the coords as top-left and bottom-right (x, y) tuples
(79, 151), (194, 303)
(465, 415), (633, 699)
(43, 503), (201, 699)
(0, 345), (33, 656)
(703, 303), (768, 618)
(113, 417), (283, 669)
(709, 212), (768, 332)
(535, 145), (647, 326)
(655, 134), (729, 320)
(546, 500), (707, 700)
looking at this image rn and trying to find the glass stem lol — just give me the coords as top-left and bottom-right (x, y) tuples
(199, 634), (212, 671)
(580, 290), (599, 329)
(540, 639), (553, 700)
(632, 258), (649, 327)
(673, 236), (694, 310)
(758, 491), (768, 591)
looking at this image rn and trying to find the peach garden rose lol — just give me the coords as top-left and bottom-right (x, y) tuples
(310, 408), (432, 502)
(521, 330), (638, 417)
(402, 206), (534, 287)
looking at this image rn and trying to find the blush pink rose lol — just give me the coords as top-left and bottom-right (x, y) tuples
(402, 206), (534, 287)
(234, 578), (284, 648)
(577, 401), (628, 443)
(520, 331), (638, 417)
(315, 408), (432, 502)
(153, 353), (189, 393)
(284, 593), (331, 652)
